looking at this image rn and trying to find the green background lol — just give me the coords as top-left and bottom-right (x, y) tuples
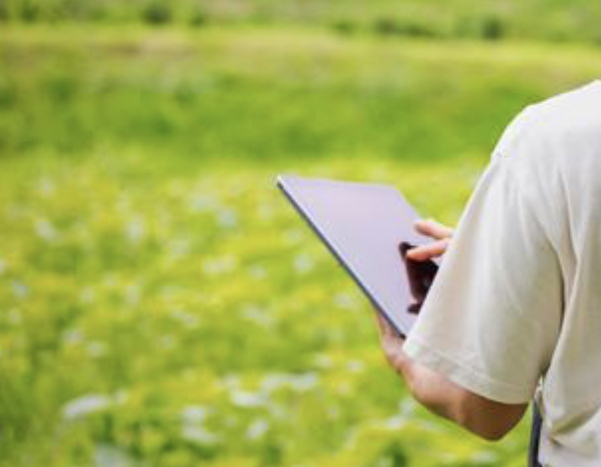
(0, 1), (600, 465)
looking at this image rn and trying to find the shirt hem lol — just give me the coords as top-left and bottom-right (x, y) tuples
(404, 336), (534, 405)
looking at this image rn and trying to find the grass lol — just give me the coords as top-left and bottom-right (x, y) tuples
(0, 153), (530, 467)
(2, 26), (600, 166)
(0, 24), (599, 466)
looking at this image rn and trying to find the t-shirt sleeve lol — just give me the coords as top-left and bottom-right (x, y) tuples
(403, 154), (563, 404)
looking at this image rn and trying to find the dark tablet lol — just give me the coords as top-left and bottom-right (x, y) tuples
(277, 174), (438, 337)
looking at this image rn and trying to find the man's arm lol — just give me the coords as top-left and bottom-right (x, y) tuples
(376, 219), (528, 441)
(376, 313), (527, 441)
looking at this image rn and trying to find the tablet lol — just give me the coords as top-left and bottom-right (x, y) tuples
(277, 174), (438, 337)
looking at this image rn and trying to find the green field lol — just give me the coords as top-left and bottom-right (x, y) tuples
(0, 23), (600, 466)
(2, 0), (601, 43)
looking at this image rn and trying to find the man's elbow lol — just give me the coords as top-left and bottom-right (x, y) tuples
(459, 414), (514, 442)
(409, 378), (526, 442)
(454, 392), (528, 442)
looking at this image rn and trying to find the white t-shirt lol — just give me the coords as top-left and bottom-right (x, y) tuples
(404, 80), (601, 466)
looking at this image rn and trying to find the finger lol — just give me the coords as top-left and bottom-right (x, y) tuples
(375, 312), (392, 337)
(414, 219), (453, 240)
(375, 312), (402, 342)
(406, 239), (449, 261)
(415, 219), (453, 239)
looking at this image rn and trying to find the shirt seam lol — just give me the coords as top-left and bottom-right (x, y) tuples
(404, 335), (533, 404)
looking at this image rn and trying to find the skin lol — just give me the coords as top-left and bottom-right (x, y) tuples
(375, 219), (528, 441)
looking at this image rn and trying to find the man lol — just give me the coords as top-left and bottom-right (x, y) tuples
(376, 80), (601, 466)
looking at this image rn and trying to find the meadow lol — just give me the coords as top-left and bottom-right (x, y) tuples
(0, 20), (600, 467)
(2, 0), (601, 44)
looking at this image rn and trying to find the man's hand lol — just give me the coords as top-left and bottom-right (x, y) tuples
(373, 218), (528, 441)
(406, 219), (454, 262)
(375, 217), (454, 372)
(374, 312), (408, 373)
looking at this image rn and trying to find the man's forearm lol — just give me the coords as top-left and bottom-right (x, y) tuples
(392, 351), (467, 424)
(394, 351), (527, 441)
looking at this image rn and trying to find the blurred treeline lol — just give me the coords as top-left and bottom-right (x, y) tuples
(1, 0), (601, 43)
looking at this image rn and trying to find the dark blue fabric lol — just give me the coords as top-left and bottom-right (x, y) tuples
(529, 403), (543, 467)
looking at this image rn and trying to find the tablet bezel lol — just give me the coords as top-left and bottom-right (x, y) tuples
(277, 174), (437, 337)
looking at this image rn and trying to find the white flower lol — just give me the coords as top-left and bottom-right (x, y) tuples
(124, 217), (145, 243)
(159, 335), (175, 349)
(248, 265), (268, 280)
(124, 284), (141, 307)
(35, 219), (57, 242)
(346, 360), (365, 373)
(284, 229), (304, 244)
(217, 208), (237, 229)
(471, 450), (498, 463)
(289, 372), (319, 391)
(180, 405), (219, 445)
(241, 304), (273, 328)
(230, 389), (266, 408)
(260, 372), (319, 393)
(202, 255), (237, 276)
(11, 281), (29, 299)
(79, 286), (95, 304)
(94, 443), (133, 467)
(62, 328), (83, 345)
(36, 178), (55, 197)
(220, 374), (240, 389)
(170, 309), (199, 328)
(246, 418), (269, 440)
(181, 426), (219, 445)
(293, 253), (314, 274)
(7, 308), (21, 325)
(256, 203), (273, 221)
(168, 238), (190, 259)
(181, 405), (209, 423)
(383, 414), (407, 430)
(312, 353), (333, 369)
(62, 394), (112, 420)
(87, 341), (108, 358)
(333, 292), (359, 311)
(189, 194), (217, 213)
(62, 392), (128, 421)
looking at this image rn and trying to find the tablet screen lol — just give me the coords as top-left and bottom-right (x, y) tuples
(277, 174), (438, 337)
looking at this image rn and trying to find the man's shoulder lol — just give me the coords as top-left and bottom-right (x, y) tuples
(521, 80), (601, 138)
(495, 81), (601, 163)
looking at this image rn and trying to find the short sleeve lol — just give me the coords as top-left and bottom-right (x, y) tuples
(403, 155), (563, 404)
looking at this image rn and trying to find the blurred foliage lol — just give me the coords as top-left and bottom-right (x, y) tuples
(1, 27), (600, 163)
(0, 153), (531, 466)
(0, 0), (601, 43)
(0, 8), (599, 467)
